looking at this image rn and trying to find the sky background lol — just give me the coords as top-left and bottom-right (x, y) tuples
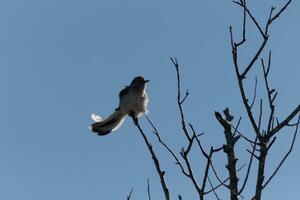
(0, 0), (299, 199)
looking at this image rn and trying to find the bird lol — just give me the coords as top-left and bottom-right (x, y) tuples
(90, 76), (149, 136)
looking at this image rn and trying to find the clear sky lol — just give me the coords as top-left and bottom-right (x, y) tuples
(0, 0), (299, 199)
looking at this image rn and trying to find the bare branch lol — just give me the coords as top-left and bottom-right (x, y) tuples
(267, 137), (277, 151)
(189, 123), (231, 196)
(236, 0), (247, 47)
(258, 99), (263, 131)
(241, 37), (268, 79)
(229, 26), (235, 50)
(215, 110), (239, 200)
(204, 164), (247, 195)
(180, 149), (203, 199)
(269, 104), (300, 138)
(263, 114), (300, 188)
(239, 137), (258, 195)
(264, 6), (276, 35)
(287, 121), (300, 127)
(147, 179), (151, 200)
(268, 0), (293, 26)
(127, 188), (134, 200)
(201, 147), (214, 194)
(233, 1), (265, 38)
(230, 31), (261, 139)
(231, 123), (256, 144)
(134, 119), (170, 200)
(170, 57), (191, 141)
(180, 89), (189, 105)
(254, 139), (268, 200)
(233, 117), (242, 136)
(189, 124), (229, 190)
(261, 51), (277, 135)
(250, 77), (258, 109)
(146, 115), (189, 177)
(208, 176), (221, 200)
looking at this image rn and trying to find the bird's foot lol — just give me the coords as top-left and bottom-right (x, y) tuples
(129, 111), (138, 125)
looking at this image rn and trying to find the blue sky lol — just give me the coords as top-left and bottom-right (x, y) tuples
(0, 0), (299, 199)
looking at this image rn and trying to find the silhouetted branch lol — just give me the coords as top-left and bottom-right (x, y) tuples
(230, 27), (261, 138)
(233, 0), (265, 39)
(180, 147), (203, 199)
(201, 147), (214, 194)
(170, 57), (191, 141)
(250, 77), (258, 109)
(147, 179), (152, 200)
(268, 0), (292, 26)
(204, 164), (246, 195)
(231, 124), (256, 144)
(254, 139), (268, 200)
(127, 188), (134, 200)
(146, 115), (189, 177)
(258, 99), (263, 131)
(215, 110), (239, 200)
(263, 114), (300, 189)
(190, 124), (229, 191)
(269, 104), (300, 138)
(261, 52), (276, 135)
(208, 176), (221, 200)
(134, 119), (170, 200)
(236, 0), (246, 47)
(238, 137), (258, 195)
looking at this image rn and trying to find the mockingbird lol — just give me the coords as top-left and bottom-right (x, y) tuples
(90, 76), (149, 136)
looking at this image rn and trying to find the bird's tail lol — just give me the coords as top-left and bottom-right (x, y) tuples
(89, 110), (126, 136)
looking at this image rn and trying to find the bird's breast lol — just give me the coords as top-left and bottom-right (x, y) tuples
(120, 90), (148, 116)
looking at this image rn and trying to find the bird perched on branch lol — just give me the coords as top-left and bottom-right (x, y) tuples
(90, 76), (149, 136)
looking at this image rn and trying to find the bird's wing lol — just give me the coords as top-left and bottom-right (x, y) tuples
(119, 86), (129, 98)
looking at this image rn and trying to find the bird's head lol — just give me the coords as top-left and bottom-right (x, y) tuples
(131, 76), (149, 90)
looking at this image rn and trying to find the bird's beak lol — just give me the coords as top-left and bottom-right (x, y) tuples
(144, 80), (149, 83)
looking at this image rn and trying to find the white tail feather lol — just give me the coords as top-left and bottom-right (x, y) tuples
(90, 110), (127, 135)
(91, 113), (103, 122)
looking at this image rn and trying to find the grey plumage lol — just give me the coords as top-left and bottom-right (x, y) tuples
(90, 76), (149, 136)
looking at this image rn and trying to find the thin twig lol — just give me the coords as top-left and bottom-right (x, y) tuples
(241, 37), (269, 79)
(233, 1), (265, 38)
(147, 179), (151, 200)
(170, 57), (191, 141)
(265, 6), (275, 35)
(258, 99), (263, 131)
(146, 115), (189, 177)
(230, 28), (261, 139)
(208, 176), (221, 200)
(201, 147), (214, 193)
(238, 137), (258, 195)
(231, 124), (256, 144)
(236, 0), (247, 47)
(261, 52), (276, 135)
(233, 117), (242, 136)
(250, 77), (258, 109)
(263, 114), (300, 188)
(180, 148), (203, 199)
(269, 0), (292, 25)
(269, 104), (300, 138)
(204, 164), (246, 194)
(127, 188), (134, 200)
(190, 124), (229, 190)
(134, 119), (170, 200)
